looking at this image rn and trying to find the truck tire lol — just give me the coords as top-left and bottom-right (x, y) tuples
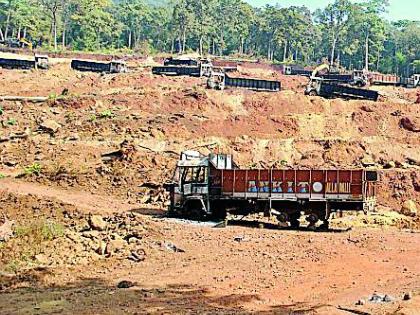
(289, 212), (301, 229)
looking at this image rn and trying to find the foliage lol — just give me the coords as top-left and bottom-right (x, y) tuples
(0, 0), (418, 74)
(98, 109), (113, 119)
(24, 162), (42, 175)
(6, 118), (16, 125)
(14, 220), (65, 241)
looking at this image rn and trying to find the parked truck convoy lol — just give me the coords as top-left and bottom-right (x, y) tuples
(165, 151), (378, 230)
(0, 54), (49, 70)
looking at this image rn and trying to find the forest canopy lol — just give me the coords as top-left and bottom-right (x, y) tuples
(0, 0), (419, 74)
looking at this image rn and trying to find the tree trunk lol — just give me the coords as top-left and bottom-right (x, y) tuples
(0, 28), (4, 41)
(330, 33), (337, 65)
(4, 7), (11, 39)
(53, 15), (58, 50)
(128, 29), (132, 48)
(62, 23), (66, 49)
(364, 31), (369, 72)
(170, 37), (174, 54)
(283, 40), (287, 62)
(182, 28), (186, 53)
(199, 35), (203, 56)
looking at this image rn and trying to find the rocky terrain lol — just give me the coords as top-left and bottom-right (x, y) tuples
(0, 52), (419, 314)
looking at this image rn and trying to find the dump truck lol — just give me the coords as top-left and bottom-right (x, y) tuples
(71, 59), (127, 73)
(369, 73), (420, 88)
(284, 65), (312, 76)
(285, 65), (367, 86)
(164, 151), (378, 229)
(207, 71), (281, 92)
(152, 62), (213, 77)
(305, 78), (378, 101)
(163, 57), (200, 67)
(399, 74), (420, 88)
(0, 54), (49, 70)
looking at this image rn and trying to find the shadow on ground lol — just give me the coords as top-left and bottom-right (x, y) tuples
(0, 269), (326, 314)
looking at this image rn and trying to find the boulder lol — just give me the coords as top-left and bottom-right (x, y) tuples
(89, 215), (107, 231)
(96, 240), (107, 255)
(384, 161), (396, 169)
(401, 200), (417, 217)
(35, 254), (50, 265)
(399, 117), (420, 132)
(39, 119), (61, 134)
(117, 280), (135, 289)
(0, 217), (14, 242)
(105, 239), (126, 255)
(361, 156), (376, 167)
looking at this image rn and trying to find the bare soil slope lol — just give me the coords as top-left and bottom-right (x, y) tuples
(0, 52), (419, 314)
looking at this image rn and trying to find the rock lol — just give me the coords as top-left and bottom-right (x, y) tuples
(403, 292), (413, 301)
(384, 161), (396, 169)
(356, 299), (366, 305)
(35, 254), (50, 265)
(383, 294), (394, 303)
(117, 280), (135, 289)
(139, 194), (151, 204)
(162, 241), (185, 253)
(128, 248), (146, 262)
(65, 231), (81, 243)
(361, 105), (374, 112)
(369, 293), (394, 303)
(105, 239), (126, 255)
(96, 240), (107, 255)
(39, 119), (61, 134)
(89, 215), (107, 231)
(361, 156), (376, 167)
(399, 117), (420, 132)
(68, 133), (80, 141)
(401, 200), (417, 217)
(0, 217), (15, 242)
(82, 230), (100, 239)
(406, 157), (420, 166)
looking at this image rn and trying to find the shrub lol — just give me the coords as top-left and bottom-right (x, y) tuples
(24, 163), (42, 176)
(99, 109), (113, 119)
(7, 118), (16, 126)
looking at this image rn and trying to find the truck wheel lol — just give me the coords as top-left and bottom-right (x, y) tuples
(183, 200), (206, 220)
(319, 220), (330, 231)
(289, 212), (301, 229)
(308, 90), (317, 96)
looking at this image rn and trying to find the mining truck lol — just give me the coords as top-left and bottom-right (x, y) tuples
(164, 57), (200, 67)
(305, 77), (378, 101)
(0, 54), (49, 70)
(152, 61), (213, 77)
(207, 71), (281, 92)
(369, 73), (420, 88)
(71, 59), (127, 73)
(164, 151), (378, 229)
(399, 74), (420, 88)
(285, 65), (367, 86)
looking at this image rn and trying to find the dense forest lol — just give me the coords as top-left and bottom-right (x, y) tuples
(0, 0), (419, 74)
